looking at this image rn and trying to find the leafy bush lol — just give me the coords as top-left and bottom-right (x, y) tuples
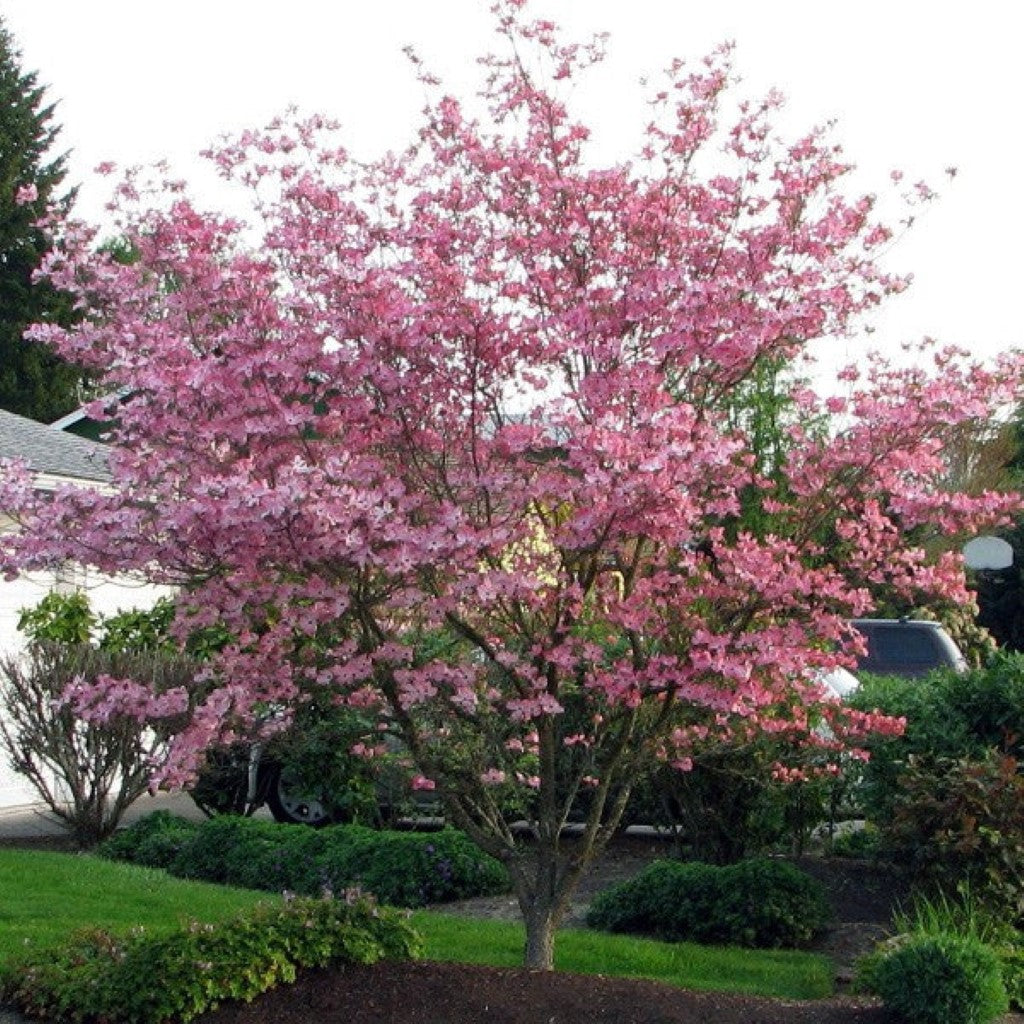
(16, 589), (95, 643)
(849, 653), (1024, 824)
(98, 809), (199, 870)
(885, 751), (1024, 916)
(586, 857), (829, 948)
(865, 932), (1007, 1024)
(713, 858), (832, 948)
(100, 813), (508, 907)
(0, 642), (194, 846)
(858, 890), (1022, 1016)
(829, 821), (882, 859)
(0, 893), (422, 1024)
(260, 704), (401, 826)
(998, 945), (1024, 1011)
(631, 738), (838, 864)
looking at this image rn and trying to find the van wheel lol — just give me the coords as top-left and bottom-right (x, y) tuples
(264, 764), (333, 827)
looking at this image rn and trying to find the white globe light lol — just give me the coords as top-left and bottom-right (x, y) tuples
(963, 536), (1014, 570)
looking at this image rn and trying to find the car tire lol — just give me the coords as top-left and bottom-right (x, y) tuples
(263, 762), (334, 827)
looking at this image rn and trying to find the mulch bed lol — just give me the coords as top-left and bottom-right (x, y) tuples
(195, 834), (909, 1024)
(196, 959), (894, 1024)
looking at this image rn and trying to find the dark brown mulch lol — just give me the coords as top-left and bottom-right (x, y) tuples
(197, 960), (894, 1024)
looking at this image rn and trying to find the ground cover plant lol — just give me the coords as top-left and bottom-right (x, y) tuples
(1, 893), (422, 1024)
(3, 0), (1023, 970)
(99, 812), (509, 907)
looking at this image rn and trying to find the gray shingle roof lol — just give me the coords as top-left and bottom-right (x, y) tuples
(0, 408), (111, 483)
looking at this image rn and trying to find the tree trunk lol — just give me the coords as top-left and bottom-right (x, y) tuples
(520, 895), (560, 970)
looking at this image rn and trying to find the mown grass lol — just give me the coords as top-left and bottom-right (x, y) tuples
(0, 849), (833, 1002)
(412, 912), (833, 1001)
(0, 848), (270, 959)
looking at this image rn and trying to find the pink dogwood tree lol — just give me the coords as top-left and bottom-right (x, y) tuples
(3, 1), (1022, 967)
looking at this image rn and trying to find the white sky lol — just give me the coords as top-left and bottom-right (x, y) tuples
(3, 0), (1022, 368)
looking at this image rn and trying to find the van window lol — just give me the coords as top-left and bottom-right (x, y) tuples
(855, 623), (946, 676)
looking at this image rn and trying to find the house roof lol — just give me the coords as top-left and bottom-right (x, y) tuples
(0, 408), (111, 483)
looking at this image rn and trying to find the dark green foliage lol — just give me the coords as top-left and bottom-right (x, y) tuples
(885, 751), (1024, 916)
(0, 18), (88, 421)
(99, 813), (509, 907)
(866, 933), (1007, 1024)
(97, 808), (198, 870)
(640, 747), (785, 864)
(187, 742), (265, 817)
(0, 893), (422, 1024)
(261, 703), (402, 826)
(631, 740), (834, 864)
(859, 888), (1024, 1014)
(848, 656), (1024, 913)
(586, 857), (830, 949)
(713, 858), (833, 948)
(848, 654), (1024, 824)
(829, 822), (882, 860)
(997, 945), (1024, 1011)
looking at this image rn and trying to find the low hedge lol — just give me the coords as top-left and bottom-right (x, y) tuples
(0, 893), (422, 1024)
(586, 857), (830, 949)
(99, 812), (508, 907)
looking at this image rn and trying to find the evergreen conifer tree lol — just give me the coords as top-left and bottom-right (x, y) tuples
(0, 17), (86, 422)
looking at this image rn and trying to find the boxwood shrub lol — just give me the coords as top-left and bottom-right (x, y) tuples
(99, 813), (508, 907)
(97, 809), (198, 870)
(586, 856), (830, 948)
(0, 893), (421, 1024)
(865, 932), (1008, 1024)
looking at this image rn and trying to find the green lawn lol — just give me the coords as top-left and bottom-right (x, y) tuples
(412, 912), (832, 1001)
(0, 849), (271, 958)
(0, 849), (833, 1002)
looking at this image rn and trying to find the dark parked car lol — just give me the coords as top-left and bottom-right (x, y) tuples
(850, 618), (968, 678)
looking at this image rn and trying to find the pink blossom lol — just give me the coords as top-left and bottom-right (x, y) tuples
(0, 3), (1018, 968)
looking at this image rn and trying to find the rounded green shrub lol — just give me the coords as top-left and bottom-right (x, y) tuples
(586, 860), (709, 939)
(98, 812), (508, 907)
(98, 810), (199, 870)
(165, 814), (250, 883)
(586, 857), (829, 948)
(870, 932), (1007, 1024)
(714, 858), (831, 948)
